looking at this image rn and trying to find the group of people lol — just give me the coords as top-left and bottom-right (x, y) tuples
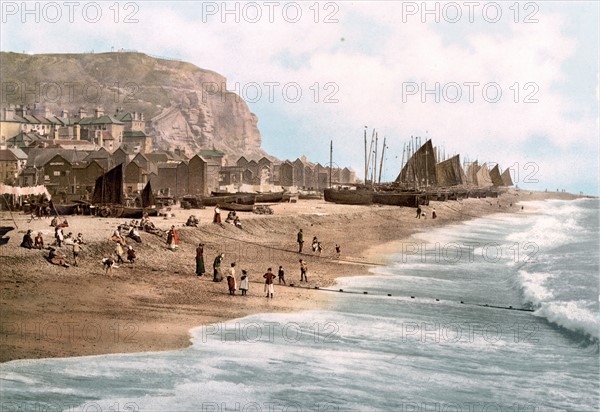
(20, 219), (86, 267)
(296, 229), (341, 258)
(415, 206), (437, 219)
(213, 206), (242, 229)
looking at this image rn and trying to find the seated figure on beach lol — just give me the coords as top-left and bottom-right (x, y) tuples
(128, 227), (142, 243)
(234, 216), (242, 229)
(47, 248), (69, 267)
(109, 228), (127, 245)
(20, 230), (34, 249)
(50, 216), (58, 227)
(75, 233), (85, 244)
(57, 219), (69, 228)
(34, 232), (44, 249)
(225, 211), (236, 224)
(186, 215), (199, 227)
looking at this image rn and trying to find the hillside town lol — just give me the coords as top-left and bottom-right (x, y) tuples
(0, 104), (356, 204)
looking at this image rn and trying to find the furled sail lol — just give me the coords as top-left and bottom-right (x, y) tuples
(141, 181), (156, 207)
(92, 165), (123, 205)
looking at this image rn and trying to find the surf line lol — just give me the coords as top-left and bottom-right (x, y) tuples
(284, 284), (535, 313)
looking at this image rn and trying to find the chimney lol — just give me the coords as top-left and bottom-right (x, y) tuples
(140, 113), (144, 121)
(75, 124), (81, 141)
(78, 107), (87, 119)
(97, 130), (103, 147)
(61, 109), (69, 118)
(44, 108), (52, 118)
(95, 107), (104, 118)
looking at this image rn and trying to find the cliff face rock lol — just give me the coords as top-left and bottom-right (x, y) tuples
(0, 52), (264, 158)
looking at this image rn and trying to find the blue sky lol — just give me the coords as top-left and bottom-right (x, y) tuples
(1, 1), (598, 194)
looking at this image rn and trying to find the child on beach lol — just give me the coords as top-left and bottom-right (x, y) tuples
(127, 246), (137, 264)
(240, 270), (249, 296)
(278, 266), (286, 285)
(299, 259), (308, 282)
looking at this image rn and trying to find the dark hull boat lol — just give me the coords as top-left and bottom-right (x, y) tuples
(324, 188), (373, 205)
(220, 203), (254, 212)
(0, 226), (15, 237)
(0, 237), (9, 246)
(201, 195), (255, 207)
(372, 192), (420, 207)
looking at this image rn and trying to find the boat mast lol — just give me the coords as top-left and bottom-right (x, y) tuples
(364, 128), (367, 184)
(378, 137), (386, 185)
(329, 140), (333, 188)
(373, 132), (378, 187)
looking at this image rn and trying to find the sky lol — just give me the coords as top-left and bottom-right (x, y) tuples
(1, 1), (598, 195)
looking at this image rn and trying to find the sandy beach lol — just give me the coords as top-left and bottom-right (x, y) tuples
(0, 189), (584, 362)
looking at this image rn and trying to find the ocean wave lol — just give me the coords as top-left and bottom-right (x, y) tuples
(533, 301), (599, 341)
(518, 270), (554, 305)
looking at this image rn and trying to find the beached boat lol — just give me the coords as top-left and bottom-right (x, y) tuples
(298, 193), (322, 200)
(211, 191), (285, 203)
(372, 191), (420, 207)
(201, 194), (255, 207)
(324, 188), (373, 205)
(0, 237), (9, 246)
(219, 202), (254, 212)
(92, 167), (158, 217)
(0, 226), (15, 237)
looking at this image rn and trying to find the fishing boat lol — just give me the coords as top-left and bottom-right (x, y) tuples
(219, 202), (254, 212)
(92, 166), (157, 217)
(0, 226), (15, 237)
(324, 188), (373, 205)
(372, 191), (420, 207)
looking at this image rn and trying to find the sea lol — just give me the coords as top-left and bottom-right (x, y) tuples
(1, 198), (598, 412)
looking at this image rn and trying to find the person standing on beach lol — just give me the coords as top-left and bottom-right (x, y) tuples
(299, 259), (308, 282)
(55, 227), (64, 248)
(115, 242), (125, 264)
(335, 244), (341, 258)
(240, 270), (249, 295)
(213, 205), (222, 224)
(127, 245), (137, 264)
(416, 206), (422, 219)
(297, 229), (304, 253)
(432, 208), (437, 219)
(166, 225), (179, 251)
(72, 241), (82, 266)
(195, 243), (205, 276)
(278, 266), (286, 285)
(227, 262), (237, 295)
(263, 268), (276, 298)
(213, 253), (225, 282)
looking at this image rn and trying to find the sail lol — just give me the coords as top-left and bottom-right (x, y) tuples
(92, 165), (123, 204)
(501, 168), (513, 186)
(489, 164), (504, 187)
(475, 163), (493, 187)
(465, 160), (479, 185)
(435, 155), (465, 187)
(395, 139), (437, 186)
(141, 181), (156, 207)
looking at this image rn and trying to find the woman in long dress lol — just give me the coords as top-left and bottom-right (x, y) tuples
(213, 205), (222, 224)
(195, 243), (205, 276)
